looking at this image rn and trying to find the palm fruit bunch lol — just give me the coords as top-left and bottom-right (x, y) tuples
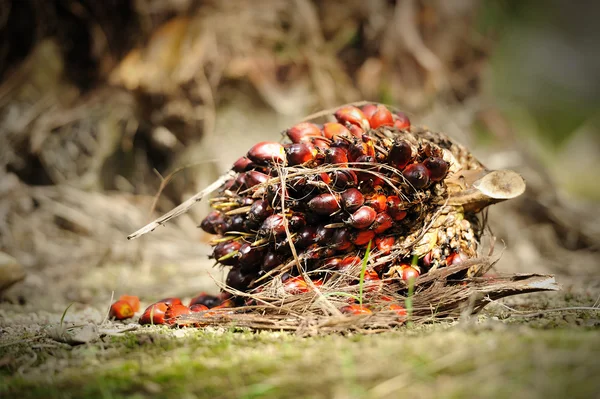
(199, 103), (523, 305)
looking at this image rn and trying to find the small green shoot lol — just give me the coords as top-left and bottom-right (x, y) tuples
(358, 240), (372, 307)
(59, 303), (74, 329)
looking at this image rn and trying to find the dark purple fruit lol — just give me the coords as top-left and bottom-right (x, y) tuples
(331, 170), (358, 189)
(314, 224), (333, 244)
(226, 267), (253, 291)
(238, 243), (266, 272)
(347, 206), (377, 229)
(387, 140), (412, 169)
(341, 188), (365, 212)
(285, 143), (317, 165)
(212, 240), (242, 266)
(200, 211), (226, 234)
(371, 212), (393, 234)
(289, 213), (306, 231)
(262, 250), (283, 272)
(403, 163), (430, 189)
(189, 293), (221, 308)
(325, 147), (349, 165)
(308, 193), (341, 215)
(247, 142), (286, 165)
(423, 156), (449, 182)
(295, 226), (317, 249)
(248, 200), (273, 224)
(232, 156), (254, 172)
(244, 171), (270, 188)
(259, 214), (287, 237)
(331, 228), (352, 251)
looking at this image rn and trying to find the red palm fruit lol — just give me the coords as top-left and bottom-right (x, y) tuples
(119, 295), (140, 312)
(200, 210), (226, 234)
(286, 122), (323, 143)
(393, 111), (411, 129)
(389, 304), (407, 318)
(189, 293), (221, 308)
(400, 265), (420, 281)
(283, 276), (309, 294)
(375, 236), (395, 254)
(423, 251), (432, 267)
(139, 302), (169, 325)
(190, 304), (209, 312)
(362, 270), (382, 291)
(319, 172), (332, 184)
(260, 214), (287, 237)
(228, 214), (246, 232)
(360, 103), (378, 119)
(262, 250), (283, 271)
(366, 193), (387, 213)
(165, 304), (191, 325)
(284, 143), (317, 165)
(325, 147), (349, 165)
(296, 226), (318, 249)
(331, 228), (352, 251)
(334, 106), (370, 130)
(347, 124), (364, 138)
(352, 230), (375, 246)
(248, 199), (273, 224)
(386, 195), (407, 221)
(339, 256), (363, 271)
(371, 212), (393, 234)
(311, 137), (330, 151)
(322, 257), (343, 269)
(308, 193), (341, 215)
(423, 156), (449, 182)
(158, 297), (183, 306)
(213, 240), (242, 266)
(369, 105), (394, 128)
(315, 224), (333, 244)
(446, 251), (468, 266)
(331, 170), (358, 189)
(238, 243), (266, 272)
(323, 122), (351, 140)
(340, 304), (372, 315)
(403, 163), (430, 189)
(348, 141), (367, 161)
(341, 188), (365, 212)
(110, 300), (135, 320)
(225, 267), (252, 291)
(247, 142), (286, 165)
(387, 139), (412, 169)
(232, 156), (254, 172)
(347, 206), (377, 229)
(244, 170), (270, 188)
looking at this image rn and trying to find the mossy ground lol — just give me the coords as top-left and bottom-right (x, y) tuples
(1, 290), (599, 399)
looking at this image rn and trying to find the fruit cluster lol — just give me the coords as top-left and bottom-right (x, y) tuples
(199, 104), (481, 306)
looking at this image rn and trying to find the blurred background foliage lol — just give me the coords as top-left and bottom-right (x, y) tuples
(0, 0), (598, 305)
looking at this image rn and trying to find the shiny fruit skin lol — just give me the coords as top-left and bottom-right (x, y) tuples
(403, 163), (430, 189)
(371, 212), (393, 234)
(232, 156), (254, 172)
(351, 230), (375, 246)
(331, 228), (353, 251)
(119, 295), (140, 312)
(200, 210), (226, 235)
(213, 240), (242, 266)
(375, 236), (395, 254)
(286, 122), (323, 143)
(285, 143), (317, 165)
(190, 304), (209, 312)
(259, 214), (286, 237)
(247, 142), (287, 165)
(365, 193), (387, 213)
(360, 104), (378, 119)
(348, 206), (377, 229)
(244, 171), (270, 188)
(226, 267), (253, 292)
(308, 193), (341, 215)
(341, 188), (365, 212)
(387, 140), (412, 170)
(334, 106), (370, 130)
(323, 122), (351, 140)
(423, 156), (449, 182)
(325, 147), (349, 165)
(238, 243), (266, 272)
(331, 170), (358, 189)
(401, 265), (420, 281)
(110, 300), (135, 320)
(139, 302), (169, 325)
(369, 105), (394, 128)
